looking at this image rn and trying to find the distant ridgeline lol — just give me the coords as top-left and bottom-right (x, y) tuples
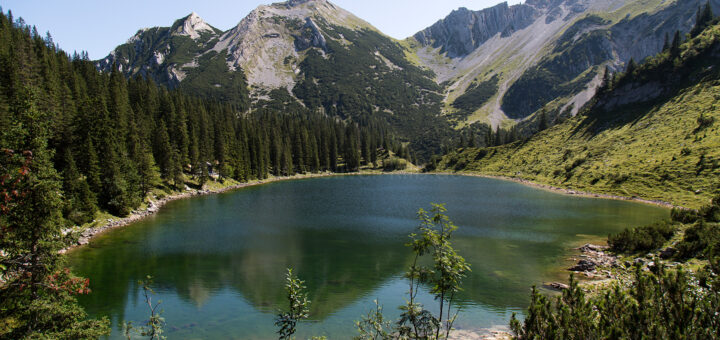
(437, 12), (720, 209)
(0, 9), (408, 222)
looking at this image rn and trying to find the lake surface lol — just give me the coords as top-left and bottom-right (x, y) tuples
(69, 175), (668, 339)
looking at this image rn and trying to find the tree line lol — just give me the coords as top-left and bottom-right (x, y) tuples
(0, 8), (405, 223)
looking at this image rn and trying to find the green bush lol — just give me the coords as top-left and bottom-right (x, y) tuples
(676, 220), (720, 260)
(382, 157), (407, 172)
(608, 220), (676, 253)
(671, 207), (700, 223)
(700, 195), (720, 222)
(511, 266), (720, 339)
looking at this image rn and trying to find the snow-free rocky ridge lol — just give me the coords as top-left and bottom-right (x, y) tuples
(97, 0), (720, 134)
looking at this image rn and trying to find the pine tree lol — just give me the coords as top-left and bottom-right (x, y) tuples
(691, 1), (714, 36)
(670, 30), (682, 58)
(0, 86), (109, 338)
(625, 57), (637, 75)
(662, 32), (670, 51)
(61, 150), (97, 225)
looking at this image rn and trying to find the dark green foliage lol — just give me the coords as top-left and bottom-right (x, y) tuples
(608, 220), (676, 253)
(0, 9), (403, 221)
(697, 112), (715, 130)
(515, 194), (720, 339)
(691, 1), (715, 37)
(450, 75), (499, 118)
(676, 220), (720, 260)
(0, 12), (110, 336)
(382, 157), (407, 172)
(671, 207), (701, 224)
(511, 266), (720, 339)
(177, 50), (250, 108)
(701, 195), (720, 222)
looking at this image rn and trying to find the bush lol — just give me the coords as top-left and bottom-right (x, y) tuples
(608, 220), (676, 253)
(671, 207), (700, 223)
(676, 220), (720, 260)
(700, 195), (720, 222)
(382, 157), (407, 172)
(511, 266), (720, 339)
(697, 113), (715, 130)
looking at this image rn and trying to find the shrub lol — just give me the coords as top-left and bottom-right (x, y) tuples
(676, 220), (720, 260)
(700, 195), (720, 222)
(382, 157), (407, 172)
(608, 220), (676, 253)
(697, 113), (715, 130)
(671, 207), (700, 223)
(511, 266), (720, 339)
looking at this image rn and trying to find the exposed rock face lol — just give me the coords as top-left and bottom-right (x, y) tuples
(209, 0), (372, 88)
(174, 12), (215, 39)
(97, 0), (375, 90)
(413, 3), (538, 58)
(412, 0), (720, 127)
(96, 13), (221, 88)
(293, 17), (328, 51)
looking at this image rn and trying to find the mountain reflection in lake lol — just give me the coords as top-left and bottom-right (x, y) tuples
(69, 175), (668, 339)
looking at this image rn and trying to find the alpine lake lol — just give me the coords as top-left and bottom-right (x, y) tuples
(68, 175), (669, 339)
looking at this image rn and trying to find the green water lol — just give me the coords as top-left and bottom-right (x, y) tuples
(68, 175), (668, 339)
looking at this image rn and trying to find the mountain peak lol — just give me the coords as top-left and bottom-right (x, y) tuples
(285, 0), (329, 7)
(174, 11), (215, 39)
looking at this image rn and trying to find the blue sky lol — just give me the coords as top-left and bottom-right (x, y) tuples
(1, 0), (522, 59)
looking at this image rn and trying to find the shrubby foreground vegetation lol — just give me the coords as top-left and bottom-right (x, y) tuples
(512, 195), (720, 339)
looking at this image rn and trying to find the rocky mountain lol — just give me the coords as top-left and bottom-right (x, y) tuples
(410, 0), (720, 127)
(436, 18), (720, 208)
(96, 0), (719, 157)
(99, 0), (451, 159)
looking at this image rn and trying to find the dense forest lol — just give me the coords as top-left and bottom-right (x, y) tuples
(0, 9), (411, 337)
(0, 9), (409, 223)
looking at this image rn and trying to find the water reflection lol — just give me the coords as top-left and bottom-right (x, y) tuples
(69, 175), (668, 338)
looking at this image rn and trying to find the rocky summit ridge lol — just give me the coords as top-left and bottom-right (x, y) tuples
(96, 0), (720, 154)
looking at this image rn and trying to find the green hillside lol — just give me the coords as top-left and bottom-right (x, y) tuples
(438, 20), (720, 209)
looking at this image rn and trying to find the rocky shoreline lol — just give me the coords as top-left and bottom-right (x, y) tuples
(60, 173), (343, 253)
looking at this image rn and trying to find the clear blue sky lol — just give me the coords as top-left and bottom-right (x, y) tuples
(1, 0), (522, 60)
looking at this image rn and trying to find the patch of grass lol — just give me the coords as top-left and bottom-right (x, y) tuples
(438, 65), (720, 208)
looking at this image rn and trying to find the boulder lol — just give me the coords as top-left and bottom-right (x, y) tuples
(570, 259), (597, 272)
(546, 282), (570, 291)
(659, 247), (677, 259)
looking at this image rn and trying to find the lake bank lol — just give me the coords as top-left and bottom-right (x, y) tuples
(67, 174), (668, 339)
(432, 171), (679, 209)
(64, 170), (675, 254)
(61, 172), (349, 253)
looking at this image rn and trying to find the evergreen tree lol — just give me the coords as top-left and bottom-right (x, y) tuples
(61, 150), (97, 225)
(0, 86), (110, 338)
(670, 30), (682, 58)
(691, 1), (715, 36)
(625, 57), (637, 75)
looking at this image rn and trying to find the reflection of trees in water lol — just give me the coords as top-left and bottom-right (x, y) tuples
(73, 228), (415, 322)
(74, 224), (565, 328)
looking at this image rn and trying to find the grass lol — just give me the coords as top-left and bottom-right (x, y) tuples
(438, 80), (720, 209)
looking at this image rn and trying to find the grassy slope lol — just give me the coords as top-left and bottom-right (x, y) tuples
(438, 23), (720, 209)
